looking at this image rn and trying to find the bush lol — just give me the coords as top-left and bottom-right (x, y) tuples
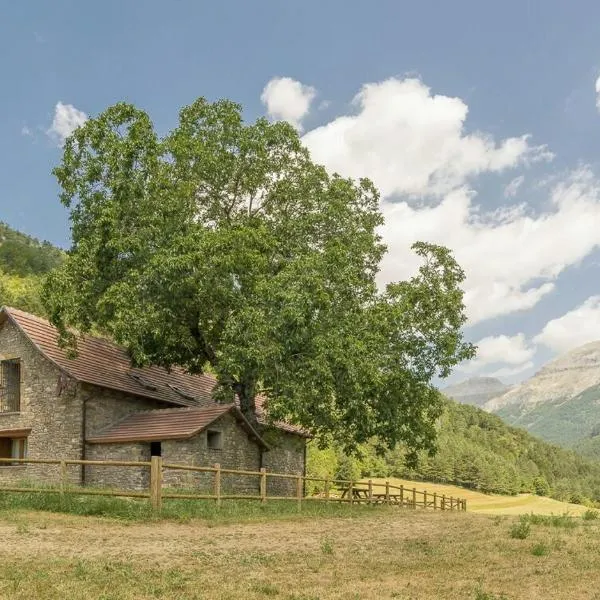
(531, 542), (550, 556)
(583, 509), (599, 521)
(532, 476), (550, 497)
(509, 520), (530, 539)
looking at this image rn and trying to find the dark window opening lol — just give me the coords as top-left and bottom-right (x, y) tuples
(207, 430), (222, 450)
(0, 359), (20, 413)
(0, 437), (27, 465)
(150, 441), (162, 457)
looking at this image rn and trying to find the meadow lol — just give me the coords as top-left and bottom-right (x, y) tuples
(0, 479), (598, 599)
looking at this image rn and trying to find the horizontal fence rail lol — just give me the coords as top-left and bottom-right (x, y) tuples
(0, 456), (467, 514)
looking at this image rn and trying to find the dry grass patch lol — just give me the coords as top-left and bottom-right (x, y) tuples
(0, 508), (599, 599)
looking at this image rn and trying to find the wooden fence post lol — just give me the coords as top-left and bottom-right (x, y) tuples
(368, 479), (373, 505)
(423, 490), (427, 510)
(450, 497), (454, 511)
(59, 460), (67, 500)
(348, 480), (354, 506)
(433, 492), (437, 510)
(150, 455), (163, 514)
(399, 484), (404, 507)
(213, 463), (221, 508)
(385, 481), (390, 505)
(260, 468), (267, 503)
(441, 494), (446, 511)
(324, 477), (330, 502)
(412, 487), (416, 509)
(296, 475), (303, 512)
(464, 499), (467, 512)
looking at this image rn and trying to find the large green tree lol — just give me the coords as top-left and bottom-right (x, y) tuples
(43, 98), (475, 456)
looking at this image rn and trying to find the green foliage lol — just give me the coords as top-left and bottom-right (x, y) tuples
(532, 476), (550, 496)
(474, 591), (509, 600)
(0, 223), (64, 316)
(306, 399), (600, 502)
(521, 513), (578, 529)
(42, 98), (474, 454)
(0, 222), (64, 278)
(583, 509), (599, 520)
(509, 520), (531, 539)
(531, 542), (550, 556)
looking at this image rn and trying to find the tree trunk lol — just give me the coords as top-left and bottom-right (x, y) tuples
(234, 379), (258, 427)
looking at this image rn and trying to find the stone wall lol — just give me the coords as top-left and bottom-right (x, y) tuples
(82, 384), (169, 437)
(261, 429), (307, 496)
(84, 441), (149, 490)
(0, 319), (83, 485)
(161, 412), (262, 494)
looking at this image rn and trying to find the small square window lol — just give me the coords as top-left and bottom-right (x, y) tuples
(0, 437), (26, 465)
(207, 430), (222, 450)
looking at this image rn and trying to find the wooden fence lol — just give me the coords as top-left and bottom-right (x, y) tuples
(0, 456), (467, 514)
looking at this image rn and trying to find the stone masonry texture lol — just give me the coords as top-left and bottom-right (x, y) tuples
(0, 319), (306, 495)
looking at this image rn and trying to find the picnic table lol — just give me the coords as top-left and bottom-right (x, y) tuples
(340, 486), (406, 504)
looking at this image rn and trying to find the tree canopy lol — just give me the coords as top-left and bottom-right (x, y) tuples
(43, 98), (475, 456)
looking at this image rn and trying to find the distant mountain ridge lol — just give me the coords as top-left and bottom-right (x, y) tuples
(442, 376), (512, 407)
(447, 341), (600, 449)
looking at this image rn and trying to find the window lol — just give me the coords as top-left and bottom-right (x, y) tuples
(0, 359), (20, 413)
(0, 437), (26, 465)
(207, 430), (222, 450)
(150, 441), (162, 457)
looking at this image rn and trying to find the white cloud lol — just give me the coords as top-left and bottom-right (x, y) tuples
(47, 101), (87, 145)
(293, 77), (600, 325)
(595, 76), (600, 111)
(303, 78), (552, 198)
(534, 296), (600, 353)
(487, 361), (535, 379)
(261, 77), (316, 131)
(21, 126), (32, 137)
(459, 333), (536, 373)
(378, 168), (600, 324)
(504, 175), (525, 198)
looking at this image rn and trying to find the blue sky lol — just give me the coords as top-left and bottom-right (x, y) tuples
(2, 0), (600, 383)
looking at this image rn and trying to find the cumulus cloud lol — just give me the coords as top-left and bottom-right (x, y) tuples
(458, 333), (536, 373)
(47, 101), (87, 145)
(303, 78), (552, 198)
(534, 296), (600, 353)
(504, 175), (525, 198)
(261, 77), (316, 131)
(378, 168), (600, 324)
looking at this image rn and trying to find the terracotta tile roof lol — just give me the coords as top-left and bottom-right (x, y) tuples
(86, 404), (268, 447)
(1, 307), (308, 437)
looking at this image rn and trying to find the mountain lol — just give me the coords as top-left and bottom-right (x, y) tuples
(442, 376), (512, 407)
(483, 342), (600, 447)
(0, 222), (64, 315)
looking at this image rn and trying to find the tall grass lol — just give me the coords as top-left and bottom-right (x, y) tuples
(0, 487), (383, 523)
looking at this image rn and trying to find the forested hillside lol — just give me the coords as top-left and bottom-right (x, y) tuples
(308, 399), (600, 504)
(0, 222), (64, 315)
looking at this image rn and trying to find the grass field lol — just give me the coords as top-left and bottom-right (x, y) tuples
(0, 480), (596, 599)
(368, 478), (590, 516)
(1, 504), (599, 599)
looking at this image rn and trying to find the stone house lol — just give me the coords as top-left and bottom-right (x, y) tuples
(0, 307), (308, 495)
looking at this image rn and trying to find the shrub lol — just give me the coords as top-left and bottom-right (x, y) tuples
(531, 542), (550, 556)
(509, 520), (530, 539)
(583, 509), (599, 521)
